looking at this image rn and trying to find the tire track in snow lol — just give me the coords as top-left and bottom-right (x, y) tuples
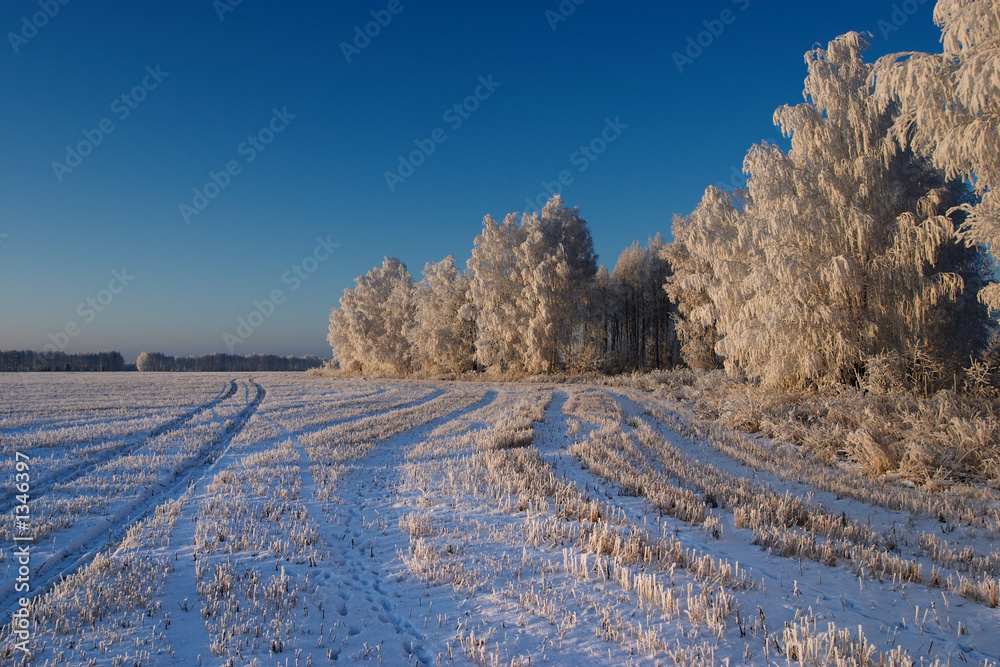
(155, 381), (295, 665)
(0, 380), (263, 617)
(0, 380), (238, 516)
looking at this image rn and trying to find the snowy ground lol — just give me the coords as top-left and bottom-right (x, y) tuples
(1, 373), (998, 666)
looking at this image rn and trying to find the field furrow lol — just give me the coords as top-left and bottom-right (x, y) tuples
(1, 376), (997, 666)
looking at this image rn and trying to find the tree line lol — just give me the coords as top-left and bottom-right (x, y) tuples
(0, 350), (125, 372)
(328, 196), (674, 376)
(328, 2), (1000, 392)
(135, 352), (324, 372)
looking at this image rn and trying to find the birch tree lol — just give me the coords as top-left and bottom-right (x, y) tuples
(663, 187), (749, 371)
(409, 255), (474, 375)
(517, 195), (598, 373)
(327, 257), (414, 375)
(466, 213), (528, 373)
(466, 195), (598, 374)
(872, 0), (1000, 308)
(671, 32), (985, 389)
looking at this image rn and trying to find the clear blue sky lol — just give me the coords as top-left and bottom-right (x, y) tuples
(0, 0), (943, 361)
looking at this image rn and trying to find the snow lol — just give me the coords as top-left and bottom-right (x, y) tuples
(1, 373), (998, 665)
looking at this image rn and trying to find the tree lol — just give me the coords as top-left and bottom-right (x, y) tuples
(519, 235), (571, 373)
(327, 257), (414, 375)
(0, 350), (125, 372)
(517, 195), (598, 373)
(409, 255), (474, 375)
(135, 352), (321, 371)
(670, 32), (987, 389)
(663, 187), (748, 371)
(327, 306), (363, 373)
(872, 0), (1000, 309)
(606, 235), (674, 370)
(136, 351), (167, 372)
(464, 195), (598, 375)
(588, 265), (616, 366)
(466, 213), (528, 373)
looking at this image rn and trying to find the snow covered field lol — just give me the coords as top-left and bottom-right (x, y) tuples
(1, 373), (998, 666)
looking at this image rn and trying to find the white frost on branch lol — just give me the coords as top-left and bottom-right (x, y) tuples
(872, 0), (1000, 308)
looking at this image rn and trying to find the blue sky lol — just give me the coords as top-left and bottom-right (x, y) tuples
(0, 0), (943, 361)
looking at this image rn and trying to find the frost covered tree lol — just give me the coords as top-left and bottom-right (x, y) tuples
(663, 188), (749, 371)
(872, 0), (1000, 309)
(136, 351), (168, 372)
(517, 196), (598, 373)
(327, 307), (361, 373)
(518, 236), (571, 373)
(671, 32), (987, 389)
(466, 213), (528, 373)
(466, 195), (597, 374)
(327, 257), (414, 375)
(408, 255), (474, 375)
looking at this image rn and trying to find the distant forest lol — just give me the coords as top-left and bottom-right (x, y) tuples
(0, 351), (324, 372)
(0, 350), (125, 372)
(136, 352), (324, 372)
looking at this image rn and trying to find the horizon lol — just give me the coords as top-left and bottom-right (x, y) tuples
(0, 0), (943, 363)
